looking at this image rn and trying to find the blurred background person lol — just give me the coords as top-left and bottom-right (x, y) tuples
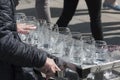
(56, 0), (103, 40)
(103, 0), (120, 11)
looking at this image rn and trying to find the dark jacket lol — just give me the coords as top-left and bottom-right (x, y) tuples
(0, 0), (47, 80)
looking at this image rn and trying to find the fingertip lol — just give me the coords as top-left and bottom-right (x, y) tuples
(33, 26), (37, 29)
(56, 66), (61, 71)
(30, 26), (37, 30)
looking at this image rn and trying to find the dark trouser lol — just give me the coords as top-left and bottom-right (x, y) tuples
(35, 0), (51, 23)
(56, 0), (103, 40)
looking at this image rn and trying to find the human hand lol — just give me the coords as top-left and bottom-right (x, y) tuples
(17, 23), (36, 34)
(40, 58), (61, 80)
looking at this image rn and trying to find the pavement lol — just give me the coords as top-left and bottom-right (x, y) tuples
(16, 0), (120, 45)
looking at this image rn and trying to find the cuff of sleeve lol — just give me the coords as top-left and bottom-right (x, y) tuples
(34, 48), (48, 68)
(38, 52), (47, 68)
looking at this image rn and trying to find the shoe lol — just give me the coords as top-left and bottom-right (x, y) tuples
(103, 2), (120, 11)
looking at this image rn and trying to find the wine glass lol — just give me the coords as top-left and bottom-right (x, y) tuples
(103, 45), (120, 80)
(58, 27), (71, 36)
(15, 13), (28, 43)
(52, 27), (72, 58)
(94, 40), (109, 64)
(15, 12), (26, 23)
(58, 27), (72, 45)
(36, 19), (47, 49)
(81, 35), (96, 65)
(52, 34), (65, 58)
(24, 16), (37, 27)
(23, 16), (39, 47)
(62, 37), (74, 62)
(39, 23), (59, 53)
(69, 39), (83, 65)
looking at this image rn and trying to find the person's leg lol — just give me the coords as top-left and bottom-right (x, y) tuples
(35, 0), (51, 23)
(56, 0), (79, 27)
(85, 0), (103, 40)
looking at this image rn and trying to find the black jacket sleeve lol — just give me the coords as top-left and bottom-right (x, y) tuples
(0, 0), (47, 68)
